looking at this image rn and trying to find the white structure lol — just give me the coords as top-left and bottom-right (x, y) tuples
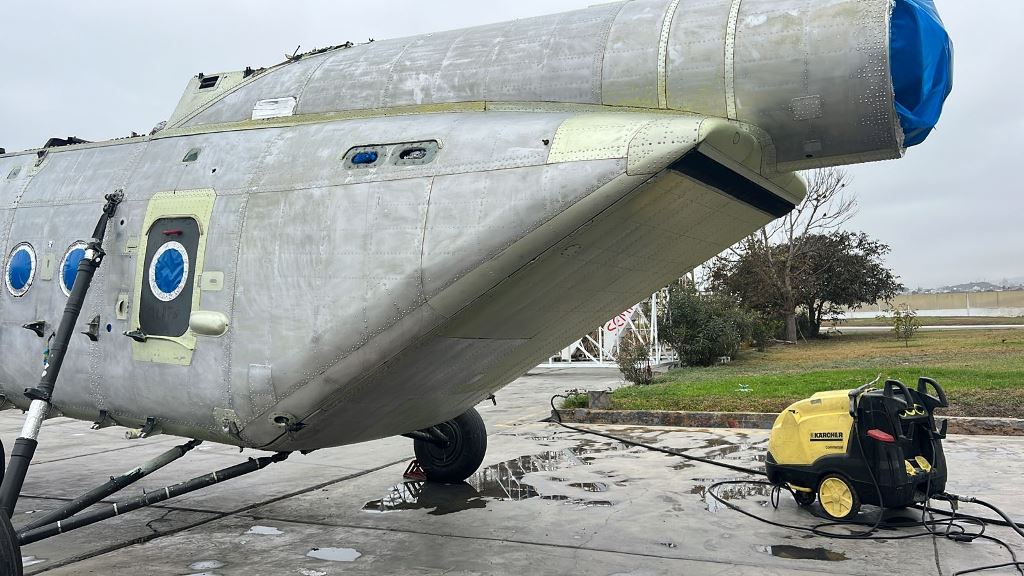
(541, 292), (674, 368)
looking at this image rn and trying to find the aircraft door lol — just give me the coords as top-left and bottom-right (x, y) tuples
(128, 189), (216, 365)
(139, 217), (199, 337)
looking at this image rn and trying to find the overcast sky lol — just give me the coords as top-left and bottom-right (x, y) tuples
(1, 1), (1019, 289)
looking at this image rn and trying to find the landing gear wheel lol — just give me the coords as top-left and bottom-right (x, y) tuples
(818, 474), (860, 520)
(413, 408), (487, 483)
(792, 489), (816, 507)
(1, 510), (23, 576)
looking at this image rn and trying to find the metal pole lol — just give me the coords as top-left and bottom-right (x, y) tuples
(18, 439), (201, 532)
(18, 452), (289, 546)
(0, 191), (123, 516)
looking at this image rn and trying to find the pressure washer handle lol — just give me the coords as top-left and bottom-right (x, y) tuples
(883, 379), (914, 407)
(848, 375), (880, 416)
(917, 377), (948, 408)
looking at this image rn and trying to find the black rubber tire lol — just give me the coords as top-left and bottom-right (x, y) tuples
(413, 408), (487, 483)
(1, 437), (5, 486)
(793, 489), (816, 507)
(817, 473), (861, 521)
(1, 509), (23, 576)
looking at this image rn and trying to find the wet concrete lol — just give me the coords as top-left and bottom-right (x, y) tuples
(2, 366), (1023, 575)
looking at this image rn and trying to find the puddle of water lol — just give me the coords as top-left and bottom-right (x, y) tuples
(189, 560), (226, 570)
(757, 544), (848, 562)
(362, 482), (490, 515)
(363, 442), (629, 514)
(307, 547), (361, 562)
(246, 525), (283, 535)
(22, 556), (46, 567)
(692, 482), (774, 513)
(568, 482), (609, 492)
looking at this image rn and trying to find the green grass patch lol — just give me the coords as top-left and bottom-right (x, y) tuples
(575, 329), (1024, 417)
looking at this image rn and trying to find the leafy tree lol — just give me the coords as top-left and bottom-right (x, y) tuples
(889, 304), (920, 347)
(710, 230), (902, 339)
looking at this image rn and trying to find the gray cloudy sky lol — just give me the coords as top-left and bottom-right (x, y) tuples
(0, 1), (1019, 289)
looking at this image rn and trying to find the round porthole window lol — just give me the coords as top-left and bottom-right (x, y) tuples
(5, 243), (37, 297)
(59, 241), (88, 297)
(148, 241), (189, 302)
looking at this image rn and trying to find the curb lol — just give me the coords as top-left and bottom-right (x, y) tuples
(555, 409), (1024, 436)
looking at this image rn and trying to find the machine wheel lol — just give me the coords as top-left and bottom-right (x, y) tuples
(1, 510), (23, 576)
(792, 489), (816, 507)
(818, 474), (860, 520)
(413, 408), (487, 483)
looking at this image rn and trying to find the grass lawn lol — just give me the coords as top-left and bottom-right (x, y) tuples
(565, 329), (1024, 418)
(836, 316), (1024, 327)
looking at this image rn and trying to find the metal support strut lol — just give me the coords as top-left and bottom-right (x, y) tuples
(0, 191), (123, 517)
(17, 452), (289, 546)
(17, 439), (202, 533)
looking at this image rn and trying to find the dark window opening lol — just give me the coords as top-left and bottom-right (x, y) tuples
(399, 148), (427, 161)
(6, 167), (20, 180)
(392, 140), (439, 166)
(198, 75), (219, 90)
(182, 148), (201, 163)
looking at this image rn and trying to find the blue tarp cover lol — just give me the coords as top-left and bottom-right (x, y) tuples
(890, 0), (954, 147)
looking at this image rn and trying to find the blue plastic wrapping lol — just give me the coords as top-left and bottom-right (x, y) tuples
(890, 0), (953, 147)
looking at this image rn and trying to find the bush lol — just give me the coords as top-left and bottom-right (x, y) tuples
(616, 335), (653, 385)
(660, 285), (747, 366)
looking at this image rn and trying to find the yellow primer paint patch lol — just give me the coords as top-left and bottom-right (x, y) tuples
(547, 114), (655, 163)
(130, 189), (216, 365)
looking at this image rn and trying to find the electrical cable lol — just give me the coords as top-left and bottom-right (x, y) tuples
(548, 392), (1024, 576)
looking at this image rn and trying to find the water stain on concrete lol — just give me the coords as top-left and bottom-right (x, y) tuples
(307, 547), (362, 562)
(757, 544), (849, 561)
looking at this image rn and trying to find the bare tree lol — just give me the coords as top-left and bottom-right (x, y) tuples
(717, 167), (857, 342)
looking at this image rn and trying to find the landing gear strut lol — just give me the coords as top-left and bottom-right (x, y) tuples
(409, 408), (487, 483)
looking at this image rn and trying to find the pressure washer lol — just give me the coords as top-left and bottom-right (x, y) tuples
(550, 375), (1024, 575)
(765, 376), (949, 520)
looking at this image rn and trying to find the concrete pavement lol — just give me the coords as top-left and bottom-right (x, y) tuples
(2, 367), (1022, 575)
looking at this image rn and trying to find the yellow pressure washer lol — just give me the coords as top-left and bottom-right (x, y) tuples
(765, 377), (949, 520)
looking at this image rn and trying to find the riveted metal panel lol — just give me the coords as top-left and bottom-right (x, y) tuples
(547, 114), (653, 163)
(665, 0), (733, 118)
(733, 0), (901, 168)
(602, 0), (667, 107)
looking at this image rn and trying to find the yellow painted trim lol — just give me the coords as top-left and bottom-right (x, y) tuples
(130, 189), (217, 365)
